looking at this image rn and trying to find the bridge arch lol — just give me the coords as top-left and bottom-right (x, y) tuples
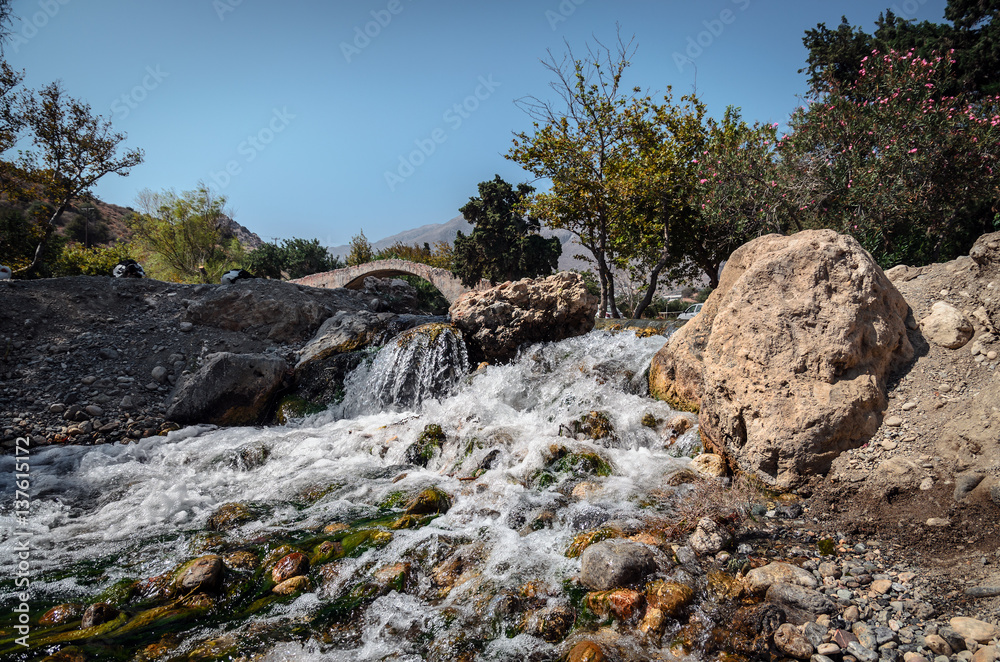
(290, 259), (473, 304)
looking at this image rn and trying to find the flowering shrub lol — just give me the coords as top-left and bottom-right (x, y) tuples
(780, 48), (1000, 268)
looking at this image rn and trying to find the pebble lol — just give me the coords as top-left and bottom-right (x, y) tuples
(950, 617), (998, 643)
(988, 351), (998, 361)
(885, 416), (904, 427)
(151, 366), (168, 383)
(49, 403), (65, 413)
(179, 322), (194, 332)
(902, 402), (918, 411)
(925, 517), (950, 527)
(81, 375), (97, 385)
(85, 405), (103, 417)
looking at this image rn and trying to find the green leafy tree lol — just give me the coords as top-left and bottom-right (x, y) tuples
(246, 237), (344, 279)
(780, 47), (1000, 267)
(452, 175), (561, 287)
(802, 4), (1000, 97)
(346, 229), (375, 266)
(281, 237), (342, 278)
(673, 106), (801, 289)
(508, 37), (639, 317)
(16, 81), (143, 275)
(128, 185), (244, 283)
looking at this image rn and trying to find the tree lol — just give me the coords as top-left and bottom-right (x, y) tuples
(509, 36), (643, 317)
(346, 229), (375, 266)
(452, 175), (561, 287)
(128, 185), (244, 283)
(246, 237), (344, 279)
(780, 47), (1000, 267)
(802, 4), (1000, 98)
(16, 81), (143, 275)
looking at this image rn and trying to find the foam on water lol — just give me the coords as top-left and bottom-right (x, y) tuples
(0, 329), (696, 658)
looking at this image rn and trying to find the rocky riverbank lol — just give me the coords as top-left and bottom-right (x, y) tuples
(3, 236), (1000, 660)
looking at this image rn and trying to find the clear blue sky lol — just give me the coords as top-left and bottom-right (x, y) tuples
(7, 0), (948, 247)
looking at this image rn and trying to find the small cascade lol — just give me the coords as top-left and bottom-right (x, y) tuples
(341, 322), (469, 416)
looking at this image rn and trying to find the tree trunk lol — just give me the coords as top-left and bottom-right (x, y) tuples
(19, 199), (69, 276)
(632, 253), (670, 320)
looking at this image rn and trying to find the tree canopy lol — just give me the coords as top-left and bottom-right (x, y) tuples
(452, 175), (561, 287)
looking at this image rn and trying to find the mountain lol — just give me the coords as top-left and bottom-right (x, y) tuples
(329, 215), (593, 273)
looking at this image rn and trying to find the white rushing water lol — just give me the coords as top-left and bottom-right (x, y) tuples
(0, 329), (698, 660)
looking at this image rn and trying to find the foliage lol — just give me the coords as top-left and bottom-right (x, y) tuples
(0, 205), (62, 276)
(673, 106), (800, 288)
(346, 230), (375, 266)
(376, 240), (453, 270)
(452, 175), (561, 287)
(780, 47), (1000, 267)
(128, 185), (245, 283)
(53, 241), (134, 277)
(508, 35), (696, 318)
(246, 237), (344, 279)
(801, 4), (1000, 98)
(15, 81), (143, 275)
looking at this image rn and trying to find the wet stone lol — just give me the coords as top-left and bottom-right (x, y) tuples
(580, 540), (657, 591)
(271, 552), (309, 584)
(39, 603), (83, 625)
(178, 555), (224, 592)
(81, 602), (119, 629)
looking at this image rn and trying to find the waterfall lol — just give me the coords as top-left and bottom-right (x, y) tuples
(339, 322), (470, 417)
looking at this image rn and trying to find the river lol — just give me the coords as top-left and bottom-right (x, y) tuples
(1, 328), (702, 661)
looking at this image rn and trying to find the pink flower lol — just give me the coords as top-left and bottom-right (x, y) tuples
(699, 179), (708, 184)
(908, 148), (918, 153)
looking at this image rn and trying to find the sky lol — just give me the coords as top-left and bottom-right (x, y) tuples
(7, 0), (949, 248)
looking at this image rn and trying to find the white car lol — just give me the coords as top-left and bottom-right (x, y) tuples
(678, 303), (703, 320)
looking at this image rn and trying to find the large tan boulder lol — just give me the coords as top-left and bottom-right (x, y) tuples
(449, 271), (598, 364)
(650, 230), (912, 489)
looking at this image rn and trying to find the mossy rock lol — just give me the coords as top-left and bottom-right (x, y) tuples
(571, 411), (615, 440)
(565, 527), (621, 558)
(310, 540), (344, 565)
(550, 450), (612, 478)
(275, 394), (326, 424)
(406, 423), (446, 467)
(641, 413), (659, 428)
(404, 487), (452, 515)
(206, 502), (253, 531)
(95, 578), (139, 607)
(817, 538), (837, 556)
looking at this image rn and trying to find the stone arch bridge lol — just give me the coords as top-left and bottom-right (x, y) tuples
(290, 259), (474, 304)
